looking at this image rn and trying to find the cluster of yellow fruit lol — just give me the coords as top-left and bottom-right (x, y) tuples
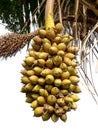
(20, 23), (81, 122)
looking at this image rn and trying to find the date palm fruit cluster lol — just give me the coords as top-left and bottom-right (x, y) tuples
(20, 23), (81, 122)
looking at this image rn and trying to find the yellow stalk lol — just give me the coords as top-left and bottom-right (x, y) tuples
(45, 0), (55, 30)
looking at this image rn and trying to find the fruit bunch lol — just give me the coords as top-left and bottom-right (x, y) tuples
(20, 23), (81, 122)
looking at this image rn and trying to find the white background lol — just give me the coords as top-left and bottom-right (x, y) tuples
(0, 24), (98, 130)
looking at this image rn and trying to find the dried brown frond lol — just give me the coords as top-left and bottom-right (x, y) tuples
(0, 30), (38, 58)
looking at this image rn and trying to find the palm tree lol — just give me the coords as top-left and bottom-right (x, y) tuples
(0, 0), (98, 105)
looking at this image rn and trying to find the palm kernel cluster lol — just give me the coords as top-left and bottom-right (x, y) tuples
(20, 23), (81, 122)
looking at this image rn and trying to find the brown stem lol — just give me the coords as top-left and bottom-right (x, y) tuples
(58, 0), (62, 24)
(80, 0), (98, 17)
(73, 0), (79, 44)
(82, 21), (98, 52)
(81, 5), (87, 39)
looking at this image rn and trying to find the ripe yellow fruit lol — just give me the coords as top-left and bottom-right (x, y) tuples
(65, 53), (75, 59)
(39, 89), (45, 96)
(29, 51), (39, 59)
(39, 29), (47, 38)
(47, 95), (57, 105)
(57, 50), (65, 57)
(41, 68), (52, 77)
(42, 38), (51, 44)
(61, 37), (70, 44)
(20, 86), (27, 93)
(29, 75), (38, 84)
(71, 102), (77, 109)
(33, 66), (42, 75)
(54, 36), (61, 43)
(46, 58), (53, 68)
(53, 68), (62, 77)
(39, 52), (48, 59)
(55, 23), (63, 33)
(32, 42), (41, 51)
(46, 28), (56, 40)
(20, 23), (81, 122)
(68, 66), (78, 75)
(55, 107), (64, 116)
(71, 60), (77, 67)
(70, 94), (80, 102)
(61, 79), (71, 89)
(54, 79), (62, 87)
(31, 94), (39, 100)
(56, 98), (65, 106)
(64, 96), (73, 103)
(25, 97), (33, 103)
(26, 70), (34, 76)
(45, 85), (53, 92)
(53, 55), (62, 66)
(25, 83), (33, 91)
(70, 76), (79, 84)
(39, 89), (49, 97)
(32, 84), (42, 93)
(42, 112), (50, 121)
(73, 86), (81, 93)
(63, 105), (70, 111)
(33, 36), (42, 44)
(57, 43), (66, 51)
(49, 46), (58, 55)
(51, 87), (59, 95)
(61, 90), (68, 96)
(21, 76), (30, 84)
(51, 114), (59, 122)
(60, 63), (67, 70)
(52, 42), (58, 47)
(31, 100), (38, 109)
(43, 42), (51, 52)
(60, 114), (67, 122)
(21, 69), (27, 75)
(61, 71), (70, 80)
(37, 96), (46, 105)
(45, 75), (54, 84)
(47, 105), (54, 113)
(36, 59), (46, 67)
(69, 84), (75, 92)
(38, 78), (45, 85)
(34, 107), (44, 117)
(67, 46), (79, 53)
(64, 57), (72, 66)
(24, 56), (35, 66)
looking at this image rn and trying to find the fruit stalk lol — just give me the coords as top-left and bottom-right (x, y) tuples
(45, 0), (55, 29)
